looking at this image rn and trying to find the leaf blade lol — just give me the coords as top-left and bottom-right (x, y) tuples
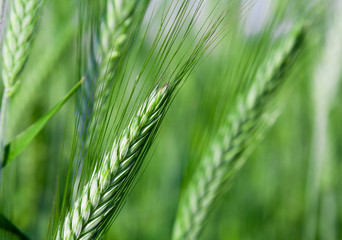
(0, 214), (30, 240)
(2, 79), (84, 167)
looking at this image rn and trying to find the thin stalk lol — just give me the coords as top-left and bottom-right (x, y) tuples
(0, 0), (44, 183)
(0, 0), (8, 176)
(0, 91), (9, 183)
(79, 0), (149, 144)
(303, 2), (342, 239)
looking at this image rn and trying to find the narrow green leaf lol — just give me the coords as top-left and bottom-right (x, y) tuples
(0, 214), (30, 240)
(2, 79), (84, 167)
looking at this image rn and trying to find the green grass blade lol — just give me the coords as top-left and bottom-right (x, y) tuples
(0, 214), (30, 240)
(2, 79), (84, 167)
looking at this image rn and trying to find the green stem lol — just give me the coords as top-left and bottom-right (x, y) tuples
(0, 0), (8, 186)
(0, 0), (7, 46)
(0, 90), (9, 183)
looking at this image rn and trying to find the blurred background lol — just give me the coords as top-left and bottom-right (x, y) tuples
(1, 0), (342, 239)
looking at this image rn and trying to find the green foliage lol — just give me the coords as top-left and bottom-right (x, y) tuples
(0, 214), (29, 240)
(2, 79), (83, 167)
(0, 0), (341, 240)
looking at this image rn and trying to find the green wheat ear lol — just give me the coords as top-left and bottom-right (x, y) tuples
(57, 1), (228, 238)
(0, 0), (44, 178)
(57, 84), (173, 240)
(1, 0), (43, 96)
(172, 24), (306, 240)
(78, 0), (148, 143)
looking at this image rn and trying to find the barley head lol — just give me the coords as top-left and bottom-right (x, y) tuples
(1, 0), (43, 96)
(57, 84), (172, 240)
(172, 24), (305, 240)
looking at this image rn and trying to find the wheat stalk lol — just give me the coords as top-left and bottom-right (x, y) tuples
(75, 0), (146, 192)
(0, 0), (43, 179)
(96, 0), (140, 78)
(1, 0), (43, 96)
(303, 2), (342, 239)
(57, 83), (172, 240)
(79, 0), (147, 141)
(59, 2), (225, 237)
(172, 25), (305, 240)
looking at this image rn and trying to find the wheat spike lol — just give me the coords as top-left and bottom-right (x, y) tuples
(97, 0), (138, 72)
(57, 84), (172, 240)
(1, 0), (43, 96)
(80, 0), (146, 140)
(172, 25), (305, 240)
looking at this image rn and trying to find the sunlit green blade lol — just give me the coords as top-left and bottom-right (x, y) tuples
(2, 79), (84, 167)
(0, 214), (30, 240)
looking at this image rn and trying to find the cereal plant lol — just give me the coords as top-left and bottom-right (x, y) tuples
(0, 0), (341, 240)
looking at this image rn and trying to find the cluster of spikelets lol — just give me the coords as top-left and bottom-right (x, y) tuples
(57, 0), (226, 238)
(80, 0), (145, 145)
(1, 0), (42, 96)
(172, 24), (306, 240)
(57, 84), (171, 239)
(96, 0), (138, 83)
(0, 0), (43, 177)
